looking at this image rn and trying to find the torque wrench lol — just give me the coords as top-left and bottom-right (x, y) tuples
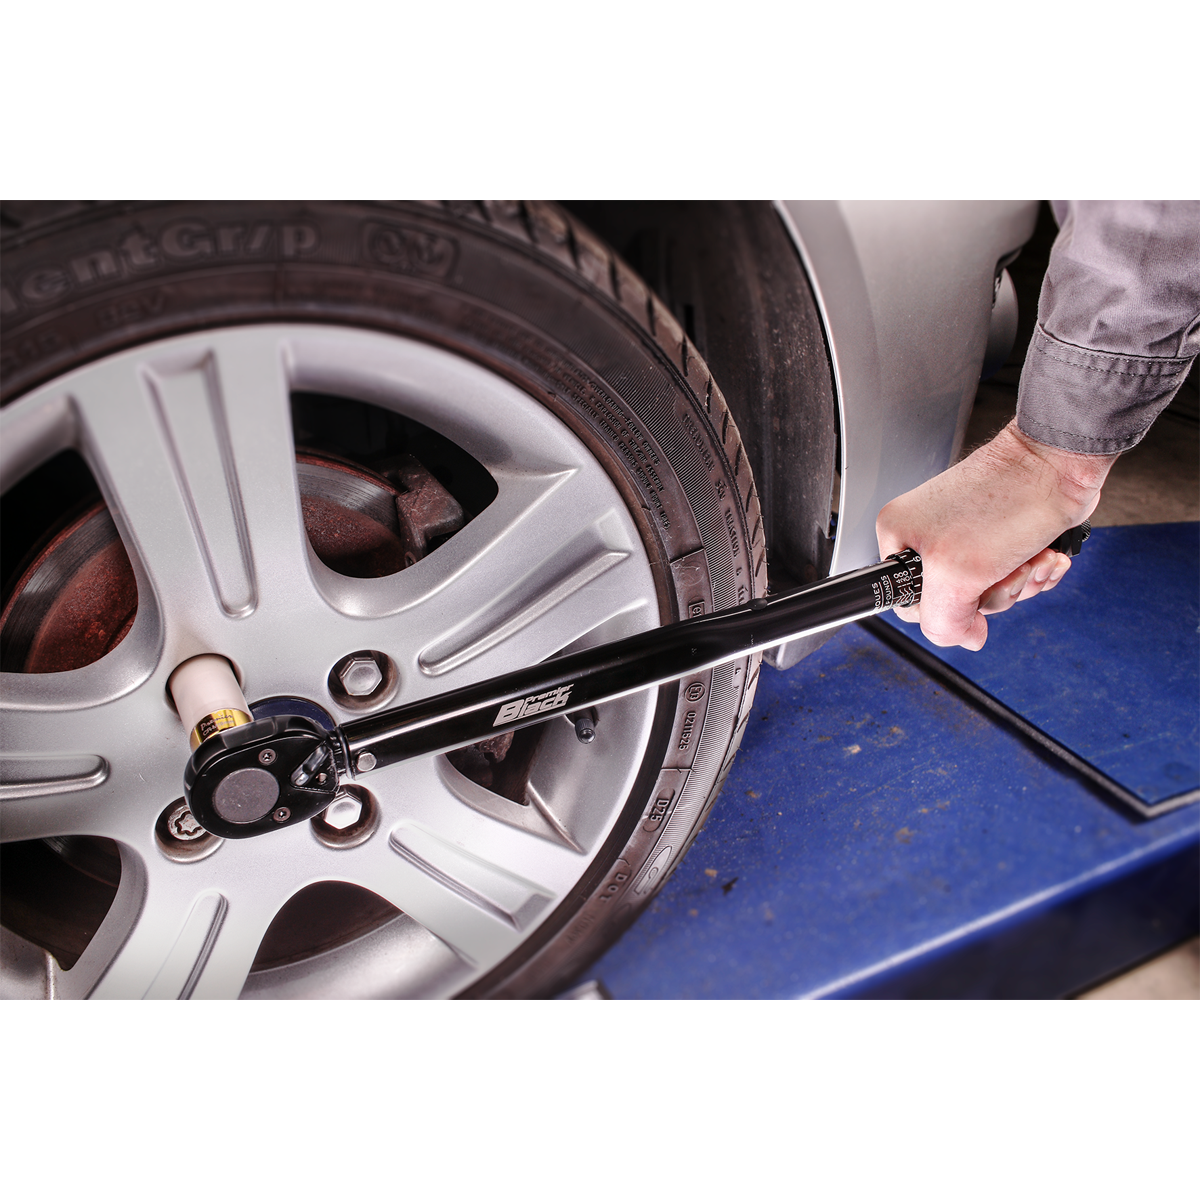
(177, 526), (1088, 839)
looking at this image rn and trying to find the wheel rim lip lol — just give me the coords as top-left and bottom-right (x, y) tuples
(0, 323), (664, 999)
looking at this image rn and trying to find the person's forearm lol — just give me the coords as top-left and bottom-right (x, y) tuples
(990, 421), (1117, 518)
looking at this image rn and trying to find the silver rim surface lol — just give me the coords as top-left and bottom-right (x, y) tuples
(0, 325), (660, 999)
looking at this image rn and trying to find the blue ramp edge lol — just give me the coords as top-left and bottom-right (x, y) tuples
(584, 621), (1200, 1000)
(881, 522), (1199, 806)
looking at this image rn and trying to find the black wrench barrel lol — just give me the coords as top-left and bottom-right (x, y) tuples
(338, 550), (921, 774)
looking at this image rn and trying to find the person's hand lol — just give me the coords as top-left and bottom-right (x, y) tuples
(875, 419), (1117, 650)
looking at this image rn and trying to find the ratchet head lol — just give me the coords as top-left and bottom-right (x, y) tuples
(183, 715), (343, 839)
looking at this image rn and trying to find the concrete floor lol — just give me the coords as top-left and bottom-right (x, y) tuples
(967, 318), (1199, 1000)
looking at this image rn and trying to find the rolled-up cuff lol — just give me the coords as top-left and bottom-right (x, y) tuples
(1016, 326), (1195, 454)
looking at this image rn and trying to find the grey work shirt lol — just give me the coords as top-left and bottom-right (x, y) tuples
(1016, 200), (1200, 455)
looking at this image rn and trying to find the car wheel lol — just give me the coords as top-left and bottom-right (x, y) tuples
(0, 201), (765, 998)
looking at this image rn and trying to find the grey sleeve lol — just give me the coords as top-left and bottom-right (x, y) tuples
(1015, 200), (1200, 455)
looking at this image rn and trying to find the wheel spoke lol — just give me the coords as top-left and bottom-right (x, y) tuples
(357, 466), (656, 694)
(53, 848), (152, 999)
(383, 757), (583, 879)
(183, 890), (289, 1001)
(69, 331), (308, 626)
(332, 757), (583, 965)
(0, 683), (192, 843)
(348, 838), (532, 968)
(1, 774), (116, 844)
(63, 850), (293, 1000)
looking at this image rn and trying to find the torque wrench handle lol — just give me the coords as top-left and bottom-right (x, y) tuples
(1046, 520), (1091, 557)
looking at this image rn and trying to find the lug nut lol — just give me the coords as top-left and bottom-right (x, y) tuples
(310, 783), (378, 850)
(339, 655), (384, 697)
(323, 793), (362, 831)
(156, 797), (222, 862)
(166, 800), (205, 842)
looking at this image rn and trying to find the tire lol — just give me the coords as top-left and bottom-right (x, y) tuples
(0, 201), (765, 999)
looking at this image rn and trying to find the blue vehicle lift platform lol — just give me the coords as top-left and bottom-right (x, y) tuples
(584, 523), (1200, 999)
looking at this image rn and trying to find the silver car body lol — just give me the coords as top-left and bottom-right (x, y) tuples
(779, 200), (1040, 575)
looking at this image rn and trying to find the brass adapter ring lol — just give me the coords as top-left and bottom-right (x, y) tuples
(189, 708), (252, 751)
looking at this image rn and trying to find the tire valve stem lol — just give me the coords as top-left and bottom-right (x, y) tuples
(573, 712), (596, 745)
(168, 655), (252, 751)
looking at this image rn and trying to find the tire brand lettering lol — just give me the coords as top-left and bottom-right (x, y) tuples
(162, 220), (216, 260)
(10, 220), (322, 310)
(69, 250), (121, 285)
(218, 225), (247, 254)
(20, 267), (71, 304)
(120, 230), (159, 269)
(494, 684), (573, 727)
(281, 223), (319, 257)
(364, 221), (457, 278)
(246, 223), (274, 253)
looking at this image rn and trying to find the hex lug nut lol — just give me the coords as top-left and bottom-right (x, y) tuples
(339, 654), (383, 697)
(323, 793), (363, 831)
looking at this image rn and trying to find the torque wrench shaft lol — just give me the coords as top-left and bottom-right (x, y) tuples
(337, 550), (921, 774)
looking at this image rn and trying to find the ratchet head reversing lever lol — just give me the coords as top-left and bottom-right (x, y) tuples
(177, 527), (1086, 839)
